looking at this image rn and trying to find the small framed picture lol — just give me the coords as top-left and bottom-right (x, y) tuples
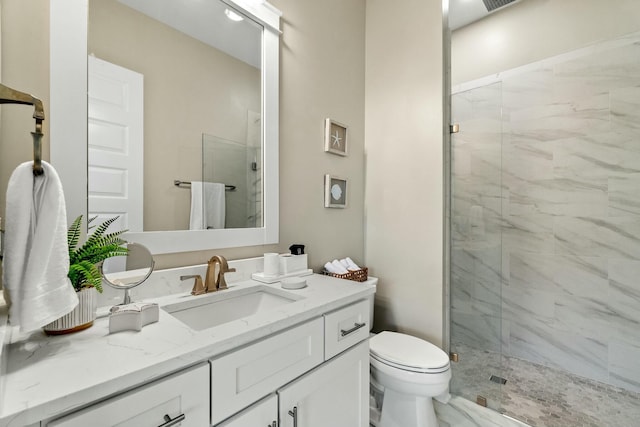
(324, 118), (348, 156)
(324, 174), (347, 208)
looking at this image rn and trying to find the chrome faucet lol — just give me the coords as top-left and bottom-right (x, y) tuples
(204, 255), (236, 292)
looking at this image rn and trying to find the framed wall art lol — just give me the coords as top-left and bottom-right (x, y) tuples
(324, 118), (348, 156)
(324, 174), (347, 208)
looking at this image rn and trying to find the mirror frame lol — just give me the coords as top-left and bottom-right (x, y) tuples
(50, 0), (281, 254)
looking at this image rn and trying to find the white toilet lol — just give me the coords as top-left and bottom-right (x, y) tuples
(367, 294), (451, 427)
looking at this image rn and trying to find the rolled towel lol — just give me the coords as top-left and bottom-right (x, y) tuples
(345, 257), (360, 270)
(325, 260), (348, 274)
(340, 258), (360, 271)
(331, 260), (349, 274)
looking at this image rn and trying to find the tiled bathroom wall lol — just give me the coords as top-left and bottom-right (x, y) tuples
(451, 32), (640, 395)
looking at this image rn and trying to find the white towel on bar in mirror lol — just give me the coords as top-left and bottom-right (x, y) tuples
(189, 181), (226, 230)
(3, 161), (78, 332)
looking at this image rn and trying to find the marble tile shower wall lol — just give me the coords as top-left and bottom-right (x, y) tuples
(451, 33), (640, 394)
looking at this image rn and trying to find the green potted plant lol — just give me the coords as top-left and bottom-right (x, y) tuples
(44, 216), (128, 335)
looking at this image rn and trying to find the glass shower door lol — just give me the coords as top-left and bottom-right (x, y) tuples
(449, 81), (504, 411)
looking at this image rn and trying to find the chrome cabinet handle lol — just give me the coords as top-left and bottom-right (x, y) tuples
(288, 406), (298, 427)
(158, 413), (185, 427)
(340, 322), (366, 337)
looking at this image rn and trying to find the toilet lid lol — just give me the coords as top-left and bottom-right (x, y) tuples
(370, 331), (450, 371)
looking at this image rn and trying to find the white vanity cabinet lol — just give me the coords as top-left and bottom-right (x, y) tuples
(278, 341), (369, 427)
(215, 341), (369, 427)
(45, 363), (209, 427)
(29, 297), (371, 427)
(212, 300), (370, 427)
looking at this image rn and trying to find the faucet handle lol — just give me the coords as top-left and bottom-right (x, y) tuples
(180, 274), (206, 296)
(217, 267), (235, 291)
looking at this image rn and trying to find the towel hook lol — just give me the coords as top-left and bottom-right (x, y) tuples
(0, 83), (45, 176)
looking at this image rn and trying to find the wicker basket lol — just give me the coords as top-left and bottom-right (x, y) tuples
(322, 267), (368, 282)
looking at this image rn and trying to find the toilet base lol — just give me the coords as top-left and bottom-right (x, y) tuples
(378, 388), (438, 427)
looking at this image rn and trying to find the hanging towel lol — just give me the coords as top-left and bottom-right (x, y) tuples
(3, 161), (78, 332)
(189, 181), (225, 230)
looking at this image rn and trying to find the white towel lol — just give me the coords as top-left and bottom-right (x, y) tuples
(3, 161), (79, 332)
(324, 260), (349, 275)
(345, 257), (360, 270)
(324, 262), (343, 274)
(340, 257), (360, 271)
(189, 182), (226, 230)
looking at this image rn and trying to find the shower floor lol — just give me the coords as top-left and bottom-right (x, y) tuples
(450, 343), (640, 427)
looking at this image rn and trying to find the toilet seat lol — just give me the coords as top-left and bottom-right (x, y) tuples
(370, 331), (450, 373)
(371, 352), (449, 374)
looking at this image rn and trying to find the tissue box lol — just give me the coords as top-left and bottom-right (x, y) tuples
(279, 253), (308, 274)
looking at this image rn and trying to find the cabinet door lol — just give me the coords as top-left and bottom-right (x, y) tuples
(278, 341), (369, 427)
(216, 394), (277, 427)
(47, 364), (209, 427)
(210, 317), (324, 425)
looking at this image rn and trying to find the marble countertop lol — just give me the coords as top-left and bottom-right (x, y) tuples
(0, 272), (375, 426)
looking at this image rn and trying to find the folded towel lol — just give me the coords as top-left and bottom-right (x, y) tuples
(324, 261), (348, 275)
(3, 161), (79, 332)
(189, 181), (225, 230)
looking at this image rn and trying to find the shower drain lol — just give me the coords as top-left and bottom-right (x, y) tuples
(490, 375), (508, 385)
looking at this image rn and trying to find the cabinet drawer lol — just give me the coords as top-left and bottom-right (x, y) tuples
(210, 317), (324, 425)
(47, 364), (209, 427)
(324, 299), (370, 359)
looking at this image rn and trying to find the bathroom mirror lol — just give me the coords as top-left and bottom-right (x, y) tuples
(87, 0), (263, 232)
(50, 0), (281, 254)
(101, 242), (155, 304)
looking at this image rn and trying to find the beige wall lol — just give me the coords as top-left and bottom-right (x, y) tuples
(88, 0), (260, 231)
(365, 0), (445, 345)
(452, 0), (640, 85)
(269, 0), (366, 270)
(1, 0), (366, 273)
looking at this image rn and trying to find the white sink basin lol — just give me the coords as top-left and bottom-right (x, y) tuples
(162, 285), (299, 331)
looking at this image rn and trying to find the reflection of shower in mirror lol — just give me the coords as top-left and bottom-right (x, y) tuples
(202, 130), (263, 230)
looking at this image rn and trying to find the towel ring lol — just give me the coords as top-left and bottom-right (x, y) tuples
(0, 83), (45, 176)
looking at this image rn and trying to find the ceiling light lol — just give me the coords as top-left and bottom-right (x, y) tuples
(224, 8), (244, 21)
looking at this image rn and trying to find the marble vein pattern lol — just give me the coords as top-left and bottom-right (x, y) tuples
(450, 30), (640, 421)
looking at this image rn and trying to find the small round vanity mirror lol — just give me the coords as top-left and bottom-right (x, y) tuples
(101, 242), (155, 304)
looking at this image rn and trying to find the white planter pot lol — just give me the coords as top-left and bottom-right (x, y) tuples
(43, 287), (98, 335)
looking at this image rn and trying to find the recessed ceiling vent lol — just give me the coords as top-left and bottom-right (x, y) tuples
(482, 0), (518, 12)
